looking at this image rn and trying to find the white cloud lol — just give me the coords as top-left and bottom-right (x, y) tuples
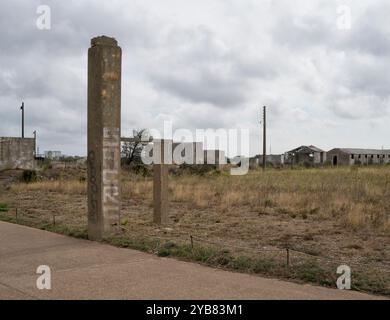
(0, 0), (389, 156)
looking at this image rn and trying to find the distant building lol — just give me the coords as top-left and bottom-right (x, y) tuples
(204, 149), (227, 166)
(250, 154), (284, 168)
(145, 141), (226, 166)
(172, 142), (204, 165)
(172, 142), (227, 166)
(327, 148), (390, 166)
(44, 150), (62, 160)
(0, 137), (35, 171)
(285, 145), (326, 166)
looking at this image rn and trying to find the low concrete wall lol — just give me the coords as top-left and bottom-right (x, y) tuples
(326, 150), (351, 166)
(258, 154), (284, 166)
(204, 150), (227, 165)
(0, 137), (35, 171)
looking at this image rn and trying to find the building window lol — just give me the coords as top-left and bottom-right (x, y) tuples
(351, 154), (355, 159)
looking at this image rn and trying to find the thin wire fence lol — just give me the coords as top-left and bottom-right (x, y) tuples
(188, 233), (390, 296)
(4, 206), (389, 272)
(2, 206), (389, 296)
(189, 234), (390, 271)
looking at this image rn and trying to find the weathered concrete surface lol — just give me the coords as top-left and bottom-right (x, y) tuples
(153, 140), (170, 224)
(0, 221), (385, 300)
(87, 36), (122, 240)
(0, 137), (35, 171)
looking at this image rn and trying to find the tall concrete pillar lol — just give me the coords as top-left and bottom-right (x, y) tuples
(87, 36), (122, 240)
(153, 140), (171, 224)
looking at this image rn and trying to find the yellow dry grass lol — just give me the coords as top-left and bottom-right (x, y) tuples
(8, 166), (390, 234)
(11, 180), (86, 195)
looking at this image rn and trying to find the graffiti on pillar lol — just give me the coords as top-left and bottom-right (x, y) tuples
(102, 127), (120, 221)
(87, 150), (98, 222)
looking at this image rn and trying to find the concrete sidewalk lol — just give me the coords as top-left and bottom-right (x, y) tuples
(0, 221), (384, 300)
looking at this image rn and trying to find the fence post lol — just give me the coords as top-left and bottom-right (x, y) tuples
(15, 208), (18, 222)
(52, 214), (56, 226)
(286, 247), (290, 268)
(153, 139), (170, 224)
(190, 235), (194, 250)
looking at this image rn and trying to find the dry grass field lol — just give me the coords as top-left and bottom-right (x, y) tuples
(0, 166), (389, 295)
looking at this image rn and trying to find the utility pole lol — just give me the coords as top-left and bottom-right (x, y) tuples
(20, 102), (24, 138)
(262, 106), (266, 171)
(33, 130), (37, 156)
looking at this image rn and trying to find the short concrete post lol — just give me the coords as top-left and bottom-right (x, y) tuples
(153, 139), (170, 224)
(87, 36), (122, 240)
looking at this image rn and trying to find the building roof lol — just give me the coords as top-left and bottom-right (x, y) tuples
(287, 145), (324, 154)
(330, 148), (390, 155)
(0, 137), (35, 141)
(251, 154), (283, 159)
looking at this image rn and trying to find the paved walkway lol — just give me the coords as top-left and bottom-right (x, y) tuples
(0, 221), (384, 300)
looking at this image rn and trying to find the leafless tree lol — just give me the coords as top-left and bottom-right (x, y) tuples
(121, 129), (150, 166)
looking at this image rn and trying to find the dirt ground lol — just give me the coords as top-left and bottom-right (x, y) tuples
(0, 167), (389, 294)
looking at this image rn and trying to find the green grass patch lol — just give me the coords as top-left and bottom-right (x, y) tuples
(0, 212), (388, 297)
(353, 270), (390, 296)
(0, 211), (87, 239)
(0, 203), (9, 212)
(293, 260), (335, 287)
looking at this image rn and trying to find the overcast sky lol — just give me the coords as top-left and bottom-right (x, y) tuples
(1, 0), (389, 156)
